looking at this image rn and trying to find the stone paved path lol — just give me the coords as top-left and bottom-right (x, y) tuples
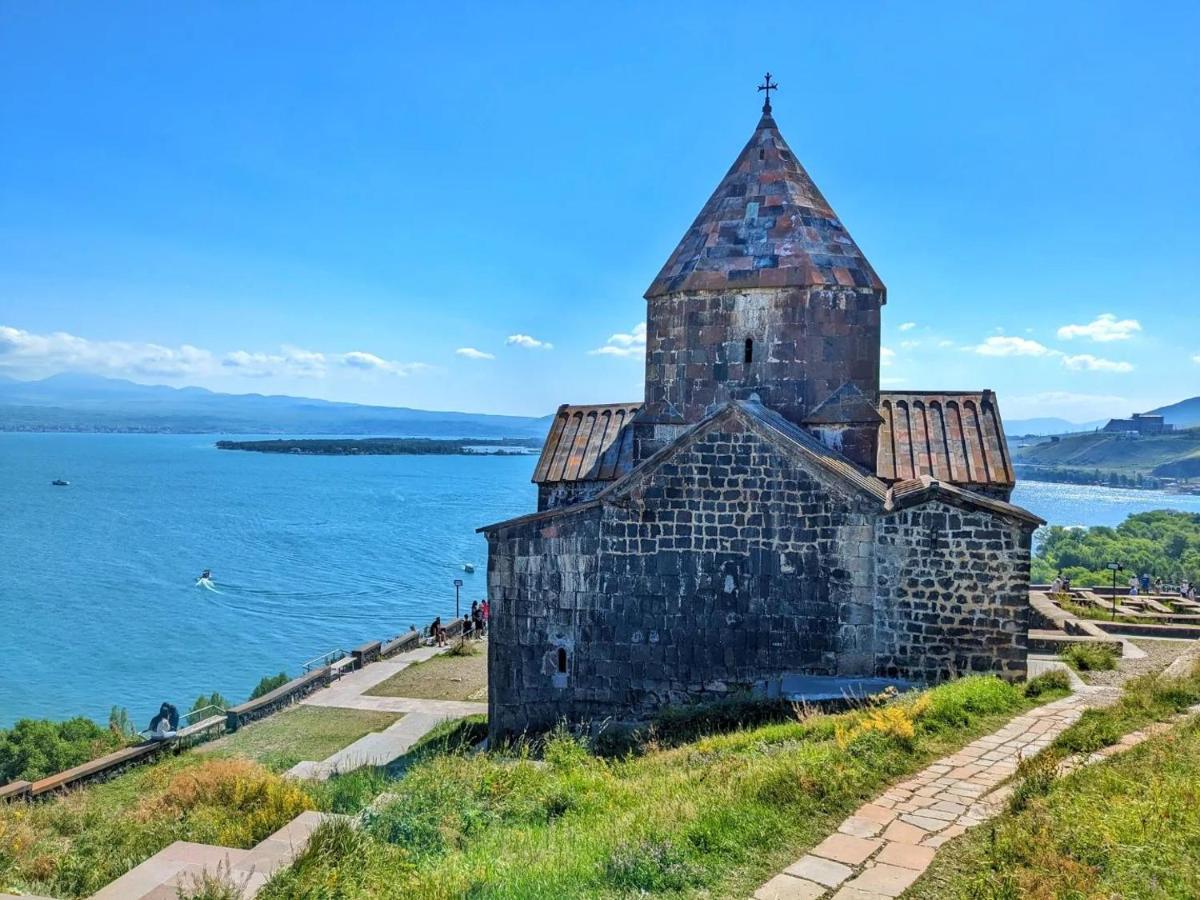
(754, 685), (1117, 900)
(283, 643), (486, 781)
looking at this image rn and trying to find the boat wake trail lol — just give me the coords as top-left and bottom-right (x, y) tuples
(196, 578), (222, 594)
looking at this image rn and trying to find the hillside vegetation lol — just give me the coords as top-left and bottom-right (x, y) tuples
(260, 676), (1065, 899)
(1013, 427), (1200, 481)
(1031, 510), (1200, 587)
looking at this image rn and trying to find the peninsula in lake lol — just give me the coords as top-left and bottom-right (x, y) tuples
(216, 437), (542, 455)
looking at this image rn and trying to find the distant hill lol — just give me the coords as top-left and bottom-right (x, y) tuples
(1004, 416), (1106, 437)
(1149, 396), (1200, 429)
(1013, 427), (1200, 482)
(0, 374), (552, 438)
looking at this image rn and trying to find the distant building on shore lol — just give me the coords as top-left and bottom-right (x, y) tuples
(479, 83), (1041, 739)
(1103, 412), (1172, 435)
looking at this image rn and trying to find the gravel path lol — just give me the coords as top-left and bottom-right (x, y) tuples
(1078, 638), (1196, 688)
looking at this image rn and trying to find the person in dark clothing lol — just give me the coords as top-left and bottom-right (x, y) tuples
(147, 702), (179, 740)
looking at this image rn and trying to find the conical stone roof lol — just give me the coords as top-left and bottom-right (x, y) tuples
(645, 112), (884, 299)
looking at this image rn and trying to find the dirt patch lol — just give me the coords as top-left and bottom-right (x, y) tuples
(365, 642), (488, 701)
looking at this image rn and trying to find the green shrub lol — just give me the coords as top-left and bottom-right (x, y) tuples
(248, 673), (289, 701)
(187, 693), (230, 723)
(1061, 643), (1119, 672)
(1023, 669), (1071, 698)
(0, 716), (126, 783)
(108, 706), (136, 739)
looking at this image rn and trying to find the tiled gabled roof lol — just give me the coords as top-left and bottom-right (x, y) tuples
(876, 391), (1014, 490)
(645, 112), (884, 299)
(531, 403), (641, 485)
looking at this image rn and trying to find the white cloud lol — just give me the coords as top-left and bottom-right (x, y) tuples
(506, 333), (553, 350)
(880, 346), (896, 366)
(1192, 354), (1200, 365)
(881, 376), (906, 386)
(937, 340), (955, 349)
(590, 322), (647, 358)
(1056, 313), (1142, 343)
(1061, 354), (1135, 373)
(222, 346), (328, 378)
(455, 347), (495, 360)
(900, 340), (920, 350)
(971, 336), (1054, 357)
(339, 351), (428, 376)
(0, 325), (214, 378)
(898, 322), (917, 332)
(0, 324), (429, 383)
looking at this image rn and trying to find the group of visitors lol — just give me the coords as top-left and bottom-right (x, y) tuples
(425, 600), (489, 646)
(462, 599), (488, 640)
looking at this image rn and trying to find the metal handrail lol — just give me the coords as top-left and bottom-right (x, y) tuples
(301, 648), (347, 673)
(184, 703), (227, 725)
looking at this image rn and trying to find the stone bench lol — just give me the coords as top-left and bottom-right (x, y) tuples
(30, 740), (165, 797)
(351, 640), (383, 668)
(0, 780), (32, 803)
(381, 631), (421, 658)
(226, 666), (331, 732)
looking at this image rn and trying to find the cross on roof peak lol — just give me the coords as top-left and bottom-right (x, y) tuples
(757, 72), (778, 114)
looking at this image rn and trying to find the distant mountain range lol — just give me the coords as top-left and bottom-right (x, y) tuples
(1006, 396), (1200, 437)
(0, 374), (551, 438)
(3, 373), (1197, 443)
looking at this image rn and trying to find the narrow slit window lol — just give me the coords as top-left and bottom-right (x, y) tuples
(744, 338), (754, 364)
(557, 647), (568, 673)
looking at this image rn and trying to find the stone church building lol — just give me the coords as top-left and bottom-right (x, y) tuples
(481, 95), (1041, 738)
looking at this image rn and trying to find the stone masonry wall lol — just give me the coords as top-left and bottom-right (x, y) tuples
(486, 507), (604, 737)
(488, 415), (881, 738)
(638, 286), (882, 440)
(873, 501), (1031, 682)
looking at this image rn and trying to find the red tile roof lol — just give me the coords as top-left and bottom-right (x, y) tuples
(531, 403), (641, 485)
(876, 391), (1014, 490)
(645, 112), (884, 299)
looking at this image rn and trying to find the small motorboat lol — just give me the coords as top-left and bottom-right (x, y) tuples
(51, 479), (70, 486)
(462, 563), (475, 573)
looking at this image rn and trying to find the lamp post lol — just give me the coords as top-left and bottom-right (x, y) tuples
(453, 578), (464, 646)
(1106, 562), (1123, 621)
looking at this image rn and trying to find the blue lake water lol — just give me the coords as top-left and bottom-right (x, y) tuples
(2, 433), (1200, 727)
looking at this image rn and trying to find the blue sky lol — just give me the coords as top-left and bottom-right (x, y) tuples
(1, 1), (1197, 420)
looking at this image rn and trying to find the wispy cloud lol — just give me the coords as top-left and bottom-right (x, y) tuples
(1009, 390), (1131, 419)
(0, 325), (429, 382)
(590, 322), (646, 358)
(881, 346), (896, 366)
(898, 322), (917, 332)
(1062, 354), (1134, 373)
(0, 325), (215, 378)
(455, 347), (495, 360)
(971, 336), (1054, 357)
(506, 333), (553, 350)
(1057, 313), (1142, 343)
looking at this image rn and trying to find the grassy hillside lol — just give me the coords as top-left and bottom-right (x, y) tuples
(1013, 427), (1200, 479)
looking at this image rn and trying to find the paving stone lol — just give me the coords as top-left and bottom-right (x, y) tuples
(811, 833), (882, 865)
(922, 824), (966, 848)
(854, 803), (898, 825)
(754, 873), (826, 900)
(831, 888), (887, 900)
(899, 813), (948, 832)
(838, 815), (883, 838)
(881, 820), (927, 845)
(843, 862), (921, 897)
(876, 841), (937, 871)
(785, 854), (854, 888)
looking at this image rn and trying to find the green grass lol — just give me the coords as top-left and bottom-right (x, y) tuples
(365, 646), (487, 702)
(259, 675), (1068, 899)
(202, 706), (402, 772)
(0, 755), (315, 899)
(1060, 642), (1119, 672)
(904, 717), (1200, 899)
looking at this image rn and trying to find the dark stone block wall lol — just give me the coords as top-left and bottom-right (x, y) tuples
(488, 419), (881, 738)
(873, 501), (1031, 682)
(638, 286), (883, 438)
